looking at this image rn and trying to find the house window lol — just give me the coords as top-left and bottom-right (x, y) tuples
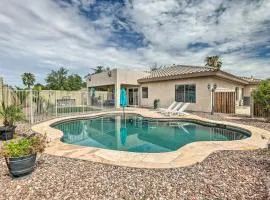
(175, 84), (196, 103)
(142, 87), (148, 98)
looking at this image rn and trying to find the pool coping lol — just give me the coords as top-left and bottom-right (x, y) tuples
(31, 109), (270, 168)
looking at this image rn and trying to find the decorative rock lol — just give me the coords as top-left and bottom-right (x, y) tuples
(0, 149), (269, 199)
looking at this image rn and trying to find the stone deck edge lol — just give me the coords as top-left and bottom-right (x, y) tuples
(31, 109), (270, 169)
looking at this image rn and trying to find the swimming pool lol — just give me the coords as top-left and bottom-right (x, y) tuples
(53, 114), (250, 153)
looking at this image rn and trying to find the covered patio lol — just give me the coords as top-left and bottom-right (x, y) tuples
(88, 83), (140, 108)
(86, 68), (148, 108)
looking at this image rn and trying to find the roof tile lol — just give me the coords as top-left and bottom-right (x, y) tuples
(239, 76), (261, 84)
(139, 65), (217, 81)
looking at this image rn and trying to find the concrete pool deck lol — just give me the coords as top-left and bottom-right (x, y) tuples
(31, 108), (270, 168)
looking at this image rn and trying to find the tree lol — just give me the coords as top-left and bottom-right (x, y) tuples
(149, 63), (164, 71)
(91, 66), (110, 74)
(252, 79), (270, 121)
(67, 74), (86, 90)
(33, 83), (46, 91)
(205, 56), (222, 69)
(45, 67), (86, 91)
(45, 67), (68, 90)
(21, 73), (36, 89)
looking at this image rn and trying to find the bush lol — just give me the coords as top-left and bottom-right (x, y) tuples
(0, 134), (47, 158)
(154, 99), (160, 109)
(252, 79), (270, 120)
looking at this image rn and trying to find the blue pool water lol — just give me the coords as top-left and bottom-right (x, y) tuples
(53, 114), (250, 153)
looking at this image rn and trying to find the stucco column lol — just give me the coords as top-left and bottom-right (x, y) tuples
(115, 115), (121, 148)
(115, 83), (120, 108)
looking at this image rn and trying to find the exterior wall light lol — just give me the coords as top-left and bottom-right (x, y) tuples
(108, 71), (112, 77)
(213, 83), (217, 90)
(207, 84), (211, 90)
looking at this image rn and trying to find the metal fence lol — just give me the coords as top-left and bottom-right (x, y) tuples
(0, 88), (114, 124)
(253, 103), (269, 118)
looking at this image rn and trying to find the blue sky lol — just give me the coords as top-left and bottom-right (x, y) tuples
(0, 0), (269, 86)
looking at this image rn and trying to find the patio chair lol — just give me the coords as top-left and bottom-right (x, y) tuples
(158, 101), (177, 113)
(163, 102), (183, 115)
(171, 103), (190, 115)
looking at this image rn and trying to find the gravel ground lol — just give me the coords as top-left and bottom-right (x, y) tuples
(190, 111), (270, 132)
(0, 149), (269, 200)
(1, 112), (269, 199)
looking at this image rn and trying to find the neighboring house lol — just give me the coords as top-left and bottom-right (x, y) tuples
(87, 65), (261, 113)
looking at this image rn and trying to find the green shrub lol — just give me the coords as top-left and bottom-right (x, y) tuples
(0, 134), (47, 158)
(0, 102), (24, 126)
(252, 79), (270, 120)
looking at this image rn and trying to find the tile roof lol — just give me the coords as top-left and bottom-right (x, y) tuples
(138, 65), (218, 82)
(239, 76), (261, 84)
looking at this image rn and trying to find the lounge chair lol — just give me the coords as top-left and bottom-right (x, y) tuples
(158, 101), (177, 113)
(168, 121), (190, 133)
(163, 102), (183, 115)
(171, 103), (190, 115)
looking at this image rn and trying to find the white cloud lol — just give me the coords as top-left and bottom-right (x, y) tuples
(124, 0), (270, 76)
(0, 0), (269, 86)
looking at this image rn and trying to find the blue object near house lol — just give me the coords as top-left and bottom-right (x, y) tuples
(120, 127), (127, 145)
(120, 88), (127, 108)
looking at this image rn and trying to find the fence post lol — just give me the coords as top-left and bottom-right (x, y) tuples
(55, 91), (58, 117)
(0, 77), (3, 104)
(101, 94), (104, 110)
(8, 87), (11, 106)
(30, 89), (34, 124)
(86, 90), (89, 109)
(250, 97), (254, 118)
(82, 92), (85, 114)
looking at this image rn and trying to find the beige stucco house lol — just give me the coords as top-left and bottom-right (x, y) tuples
(86, 65), (261, 113)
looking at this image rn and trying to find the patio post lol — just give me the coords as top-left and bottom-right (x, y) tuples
(115, 83), (120, 109)
(208, 83), (217, 115)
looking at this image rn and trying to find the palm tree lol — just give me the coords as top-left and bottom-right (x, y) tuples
(205, 56), (222, 69)
(91, 66), (110, 74)
(149, 63), (164, 71)
(45, 67), (68, 90)
(21, 73), (36, 89)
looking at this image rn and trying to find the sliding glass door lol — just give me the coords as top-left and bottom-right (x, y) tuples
(128, 88), (138, 106)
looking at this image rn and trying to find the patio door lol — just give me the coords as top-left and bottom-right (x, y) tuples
(128, 88), (138, 106)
